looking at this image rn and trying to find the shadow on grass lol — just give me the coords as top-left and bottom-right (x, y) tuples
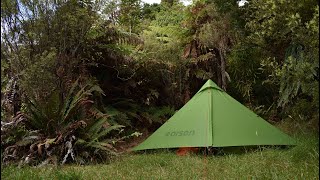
(131, 145), (294, 157)
(209, 145), (293, 156)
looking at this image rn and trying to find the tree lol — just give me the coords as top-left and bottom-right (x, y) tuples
(240, 0), (319, 123)
(182, 1), (235, 90)
(118, 0), (142, 34)
(1, 0), (131, 165)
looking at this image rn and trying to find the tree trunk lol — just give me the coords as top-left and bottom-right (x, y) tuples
(219, 48), (227, 91)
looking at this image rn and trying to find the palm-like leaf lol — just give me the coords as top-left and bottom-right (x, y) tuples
(25, 97), (49, 131)
(76, 116), (124, 156)
(60, 79), (105, 125)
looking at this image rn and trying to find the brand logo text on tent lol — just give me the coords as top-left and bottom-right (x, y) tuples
(165, 130), (195, 136)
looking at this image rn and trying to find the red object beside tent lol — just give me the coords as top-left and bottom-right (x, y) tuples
(176, 147), (199, 156)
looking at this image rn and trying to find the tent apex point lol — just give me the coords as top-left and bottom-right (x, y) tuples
(197, 79), (224, 93)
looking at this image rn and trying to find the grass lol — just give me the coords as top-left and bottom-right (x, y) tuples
(1, 133), (318, 180)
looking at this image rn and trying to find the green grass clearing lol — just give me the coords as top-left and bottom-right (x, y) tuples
(1, 134), (318, 180)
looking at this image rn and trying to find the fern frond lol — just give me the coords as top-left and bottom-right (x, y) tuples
(93, 125), (124, 140)
(191, 52), (214, 63)
(88, 118), (108, 136)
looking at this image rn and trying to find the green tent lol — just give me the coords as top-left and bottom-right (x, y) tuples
(133, 79), (295, 151)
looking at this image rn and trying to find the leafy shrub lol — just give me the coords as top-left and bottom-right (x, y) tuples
(1, 79), (127, 166)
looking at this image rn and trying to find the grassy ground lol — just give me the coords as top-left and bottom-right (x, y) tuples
(1, 133), (318, 180)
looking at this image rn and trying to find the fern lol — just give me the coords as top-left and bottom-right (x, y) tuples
(61, 79), (105, 125)
(194, 69), (213, 80)
(87, 118), (109, 136)
(191, 52), (214, 63)
(24, 96), (50, 131)
(140, 106), (176, 124)
(76, 115), (124, 157)
(93, 124), (124, 140)
(278, 44), (317, 107)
